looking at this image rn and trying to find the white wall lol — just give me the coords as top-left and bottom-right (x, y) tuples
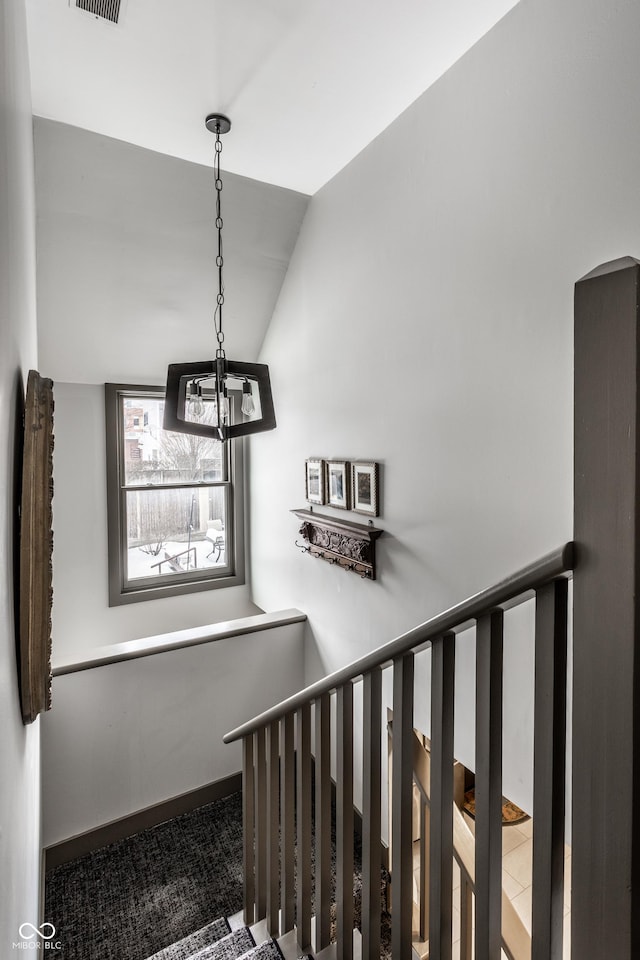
(250, 0), (640, 813)
(34, 95), (308, 847)
(42, 621), (305, 845)
(51, 381), (259, 661)
(34, 118), (309, 385)
(35, 119), (306, 659)
(0, 0), (42, 947)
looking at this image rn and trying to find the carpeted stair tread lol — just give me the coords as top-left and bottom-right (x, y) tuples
(188, 927), (255, 960)
(146, 918), (231, 960)
(236, 941), (285, 960)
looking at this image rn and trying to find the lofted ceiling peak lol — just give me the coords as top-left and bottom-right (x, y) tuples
(25, 0), (521, 195)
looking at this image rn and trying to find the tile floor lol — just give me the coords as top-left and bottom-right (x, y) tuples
(412, 816), (571, 959)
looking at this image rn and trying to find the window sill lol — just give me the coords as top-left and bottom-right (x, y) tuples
(52, 608), (307, 677)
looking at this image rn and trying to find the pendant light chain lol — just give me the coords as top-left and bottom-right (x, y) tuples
(214, 128), (225, 360)
(162, 112), (276, 441)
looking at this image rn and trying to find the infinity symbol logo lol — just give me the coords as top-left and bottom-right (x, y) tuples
(18, 922), (56, 940)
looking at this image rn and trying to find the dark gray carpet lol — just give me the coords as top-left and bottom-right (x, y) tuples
(238, 942), (284, 959)
(45, 789), (391, 960)
(146, 918), (231, 960)
(189, 927), (254, 959)
(45, 793), (245, 960)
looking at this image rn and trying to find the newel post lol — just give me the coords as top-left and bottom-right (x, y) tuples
(573, 257), (640, 959)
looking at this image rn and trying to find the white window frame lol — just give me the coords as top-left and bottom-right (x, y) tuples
(105, 383), (245, 605)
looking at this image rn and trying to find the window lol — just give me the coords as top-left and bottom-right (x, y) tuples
(105, 383), (245, 605)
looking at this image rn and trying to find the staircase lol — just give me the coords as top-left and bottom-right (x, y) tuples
(146, 913), (312, 960)
(140, 543), (573, 960)
(223, 545), (574, 960)
(152, 258), (640, 960)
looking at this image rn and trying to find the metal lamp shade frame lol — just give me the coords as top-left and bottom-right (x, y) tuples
(163, 358), (276, 441)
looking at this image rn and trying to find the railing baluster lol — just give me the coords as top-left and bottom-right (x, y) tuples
(296, 702), (312, 953)
(430, 632), (456, 960)
(337, 682), (354, 960)
(420, 792), (429, 942)
(242, 734), (255, 926)
(281, 712), (295, 933)
(532, 578), (568, 960)
(267, 718), (280, 936)
(255, 726), (267, 921)
(392, 652), (415, 960)
(475, 610), (504, 960)
(362, 667), (382, 959)
(315, 692), (332, 951)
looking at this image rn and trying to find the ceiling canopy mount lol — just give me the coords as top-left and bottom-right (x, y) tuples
(205, 113), (231, 136)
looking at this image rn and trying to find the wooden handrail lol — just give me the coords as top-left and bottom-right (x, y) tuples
(223, 542), (574, 743)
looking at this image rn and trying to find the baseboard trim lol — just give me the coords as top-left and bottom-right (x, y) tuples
(39, 846), (47, 924)
(44, 771), (242, 870)
(45, 763), (390, 875)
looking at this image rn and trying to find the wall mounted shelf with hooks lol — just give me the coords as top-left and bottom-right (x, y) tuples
(292, 508), (383, 580)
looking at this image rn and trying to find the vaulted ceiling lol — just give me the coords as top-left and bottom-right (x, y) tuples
(25, 0), (520, 195)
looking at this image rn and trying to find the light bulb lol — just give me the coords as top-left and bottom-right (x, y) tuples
(218, 391), (229, 422)
(241, 388), (255, 417)
(188, 391), (205, 419)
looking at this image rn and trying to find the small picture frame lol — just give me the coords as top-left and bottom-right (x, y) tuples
(351, 461), (379, 516)
(305, 458), (325, 505)
(326, 460), (350, 510)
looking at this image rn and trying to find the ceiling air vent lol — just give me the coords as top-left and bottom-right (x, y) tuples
(75, 0), (122, 24)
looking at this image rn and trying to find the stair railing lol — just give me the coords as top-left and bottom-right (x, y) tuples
(224, 543), (573, 959)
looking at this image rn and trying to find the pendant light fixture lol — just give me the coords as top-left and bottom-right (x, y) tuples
(163, 113), (276, 441)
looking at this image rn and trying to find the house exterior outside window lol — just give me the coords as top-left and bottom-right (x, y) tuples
(105, 383), (245, 605)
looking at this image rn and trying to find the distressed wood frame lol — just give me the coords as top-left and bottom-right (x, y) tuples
(326, 459), (350, 510)
(351, 461), (379, 516)
(305, 458), (325, 505)
(19, 369), (54, 724)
